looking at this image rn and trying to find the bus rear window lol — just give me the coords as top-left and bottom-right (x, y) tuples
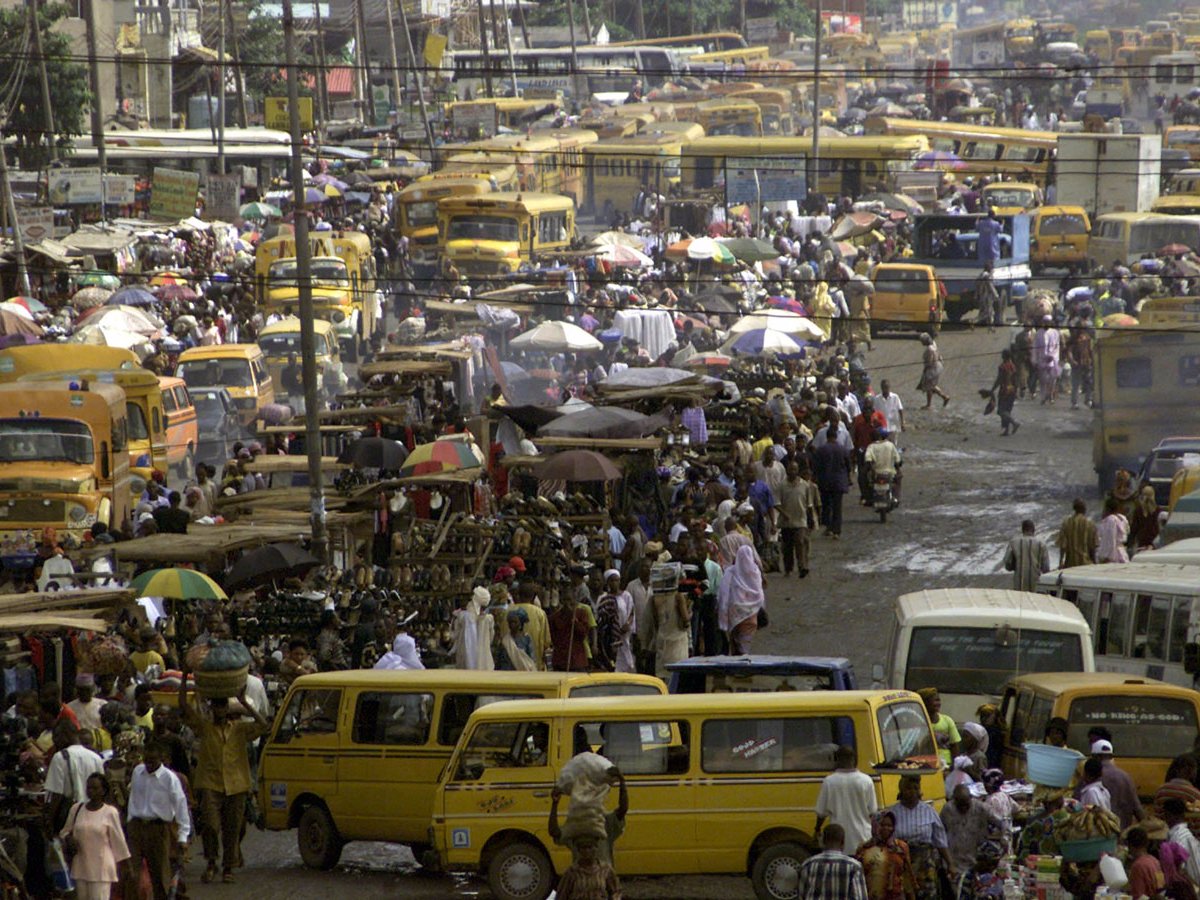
(1067, 695), (1198, 758)
(905, 626), (1085, 696)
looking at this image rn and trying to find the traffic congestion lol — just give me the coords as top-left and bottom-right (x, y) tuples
(3, 0), (1200, 897)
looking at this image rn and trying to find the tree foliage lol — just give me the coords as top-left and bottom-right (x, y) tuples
(239, 0), (321, 105)
(1, 2), (89, 169)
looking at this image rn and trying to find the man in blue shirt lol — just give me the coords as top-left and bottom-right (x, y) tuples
(976, 207), (1003, 265)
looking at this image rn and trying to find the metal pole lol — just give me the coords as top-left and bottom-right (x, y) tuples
(476, 0), (494, 97)
(354, 0), (377, 124)
(84, 0), (106, 221)
(383, 0), (404, 121)
(0, 130), (32, 295)
(217, 0), (226, 174)
(227, 0), (248, 127)
(499, 0), (520, 97)
(283, 0), (329, 563)
(811, 0), (821, 198)
(395, 0), (437, 165)
(29, 0), (56, 162)
(565, 0), (584, 104)
(313, 0), (331, 124)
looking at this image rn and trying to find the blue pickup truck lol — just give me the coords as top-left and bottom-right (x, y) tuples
(666, 655), (858, 693)
(908, 212), (1031, 322)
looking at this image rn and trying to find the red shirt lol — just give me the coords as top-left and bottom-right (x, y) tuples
(852, 411), (887, 451)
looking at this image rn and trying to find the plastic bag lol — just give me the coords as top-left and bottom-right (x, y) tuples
(45, 837), (74, 893)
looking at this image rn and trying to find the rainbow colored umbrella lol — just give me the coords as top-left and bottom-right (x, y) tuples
(131, 567), (228, 600)
(399, 440), (484, 477)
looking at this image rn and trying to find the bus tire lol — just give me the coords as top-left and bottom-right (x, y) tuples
(487, 840), (553, 900)
(297, 804), (343, 870)
(752, 841), (809, 900)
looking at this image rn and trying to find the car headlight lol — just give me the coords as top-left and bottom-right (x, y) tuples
(67, 503), (88, 523)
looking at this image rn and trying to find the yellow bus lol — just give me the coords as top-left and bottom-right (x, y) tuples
(396, 177), (496, 271)
(1165, 125), (1200, 161)
(695, 98), (763, 138)
(687, 45), (772, 78)
(1005, 18), (1038, 57)
(608, 32), (749, 53)
(680, 135), (930, 199)
(443, 97), (562, 138)
(541, 128), (599, 207)
(582, 125), (702, 217)
(1085, 29), (1114, 60)
(467, 134), (562, 194)
(865, 117), (1058, 186)
(728, 88), (795, 135)
(437, 192), (576, 276)
(0, 381), (130, 539)
(433, 153), (519, 190)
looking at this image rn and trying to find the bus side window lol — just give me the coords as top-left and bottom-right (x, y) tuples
(1169, 596), (1190, 664)
(100, 442), (109, 479)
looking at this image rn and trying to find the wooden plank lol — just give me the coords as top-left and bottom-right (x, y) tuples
(534, 437), (662, 450)
(246, 456), (347, 474)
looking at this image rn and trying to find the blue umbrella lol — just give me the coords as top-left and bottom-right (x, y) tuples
(305, 187), (329, 204)
(107, 286), (157, 307)
(729, 328), (809, 357)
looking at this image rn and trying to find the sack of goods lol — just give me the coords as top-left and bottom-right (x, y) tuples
(193, 639), (252, 698)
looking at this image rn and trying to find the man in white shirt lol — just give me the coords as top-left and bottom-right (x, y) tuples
(128, 739), (192, 900)
(814, 745), (879, 853)
(66, 673), (106, 732)
(1163, 798), (1200, 886)
(875, 379), (906, 441)
(44, 721), (105, 829)
(1077, 757), (1113, 811)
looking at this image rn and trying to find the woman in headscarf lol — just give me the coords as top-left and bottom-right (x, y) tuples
(889, 775), (952, 900)
(944, 756), (976, 800)
(496, 608), (537, 671)
(975, 705), (1005, 769)
(959, 722), (989, 779)
(716, 544), (765, 654)
(1129, 485), (1162, 553)
(1017, 786), (1074, 857)
(955, 840), (1006, 899)
(917, 333), (949, 409)
(1033, 315), (1061, 405)
(374, 629), (424, 670)
(812, 281), (836, 342)
(595, 569), (636, 673)
(980, 769), (1016, 852)
(856, 810), (917, 900)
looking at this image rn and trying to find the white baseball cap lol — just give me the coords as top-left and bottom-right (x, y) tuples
(1090, 739), (1114, 755)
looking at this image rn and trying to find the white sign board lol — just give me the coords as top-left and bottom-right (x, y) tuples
(725, 157), (807, 205)
(49, 168), (103, 205)
(745, 16), (778, 43)
(205, 173), (241, 221)
(972, 41), (1005, 66)
(16, 207), (54, 244)
(451, 102), (498, 138)
(105, 175), (137, 207)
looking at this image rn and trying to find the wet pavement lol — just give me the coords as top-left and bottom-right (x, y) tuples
(222, 322), (1097, 897)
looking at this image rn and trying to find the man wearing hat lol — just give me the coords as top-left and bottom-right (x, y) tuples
(67, 672), (106, 732)
(1090, 738), (1145, 828)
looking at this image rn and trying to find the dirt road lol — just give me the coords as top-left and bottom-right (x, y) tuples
(214, 323), (1097, 898)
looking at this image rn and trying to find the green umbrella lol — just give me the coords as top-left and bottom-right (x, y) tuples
(75, 270), (121, 290)
(720, 237), (780, 263)
(239, 201), (283, 220)
(130, 567), (228, 600)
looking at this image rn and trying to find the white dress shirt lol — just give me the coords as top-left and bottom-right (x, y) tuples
(44, 744), (105, 803)
(127, 763), (192, 843)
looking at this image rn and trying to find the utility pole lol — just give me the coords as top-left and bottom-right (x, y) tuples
(633, 0), (644, 40)
(353, 0), (376, 124)
(28, 0), (56, 162)
(565, 0), (584, 105)
(497, 0), (519, 97)
(513, 0), (530, 49)
(283, 0), (329, 563)
(811, 0), (822, 199)
(475, 0), (494, 97)
(217, 0), (226, 174)
(84, 0), (106, 221)
(313, 0), (331, 123)
(383, 0), (404, 122)
(226, 0), (248, 127)
(0, 127), (31, 295)
(395, 0), (437, 162)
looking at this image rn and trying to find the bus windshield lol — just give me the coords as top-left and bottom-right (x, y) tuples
(0, 419), (94, 465)
(449, 215), (519, 242)
(259, 334), (303, 357)
(1066, 695), (1198, 758)
(405, 200), (438, 227)
(905, 626), (1085, 696)
(126, 402), (149, 442)
(179, 359), (254, 389)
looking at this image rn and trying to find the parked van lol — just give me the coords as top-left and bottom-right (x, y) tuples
(998, 672), (1200, 798)
(881, 589), (1094, 723)
(257, 317), (342, 403)
(1088, 212), (1200, 267)
(176, 345), (274, 427)
(430, 691), (944, 900)
(1030, 205), (1091, 273)
(870, 263), (942, 336)
(157, 376), (199, 478)
(257, 670), (665, 869)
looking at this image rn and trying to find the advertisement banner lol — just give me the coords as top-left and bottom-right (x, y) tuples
(16, 207), (54, 244)
(150, 168), (201, 221)
(105, 175), (137, 207)
(48, 168), (103, 205)
(205, 173), (241, 221)
(265, 96), (314, 131)
(725, 157), (806, 205)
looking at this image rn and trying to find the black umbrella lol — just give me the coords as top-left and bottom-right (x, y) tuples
(493, 404), (565, 434)
(225, 543), (320, 589)
(337, 436), (409, 468)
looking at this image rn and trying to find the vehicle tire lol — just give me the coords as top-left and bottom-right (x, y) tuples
(297, 804), (343, 870)
(944, 303), (965, 323)
(487, 840), (553, 900)
(752, 841), (809, 900)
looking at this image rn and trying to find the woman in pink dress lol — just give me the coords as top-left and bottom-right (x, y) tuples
(60, 772), (130, 900)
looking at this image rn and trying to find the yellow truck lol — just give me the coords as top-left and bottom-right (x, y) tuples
(256, 231), (381, 361)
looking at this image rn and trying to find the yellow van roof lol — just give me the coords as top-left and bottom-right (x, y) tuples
(258, 316), (336, 338)
(178, 344), (263, 362)
(458, 689), (922, 723)
(288, 669), (666, 692)
(1004, 672), (1194, 696)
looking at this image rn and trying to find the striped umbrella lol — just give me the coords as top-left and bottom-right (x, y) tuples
(728, 328), (810, 357)
(399, 439), (484, 477)
(130, 567), (228, 600)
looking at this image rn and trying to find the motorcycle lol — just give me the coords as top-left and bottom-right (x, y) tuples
(873, 472), (897, 523)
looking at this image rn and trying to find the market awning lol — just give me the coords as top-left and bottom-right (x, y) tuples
(102, 525), (311, 565)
